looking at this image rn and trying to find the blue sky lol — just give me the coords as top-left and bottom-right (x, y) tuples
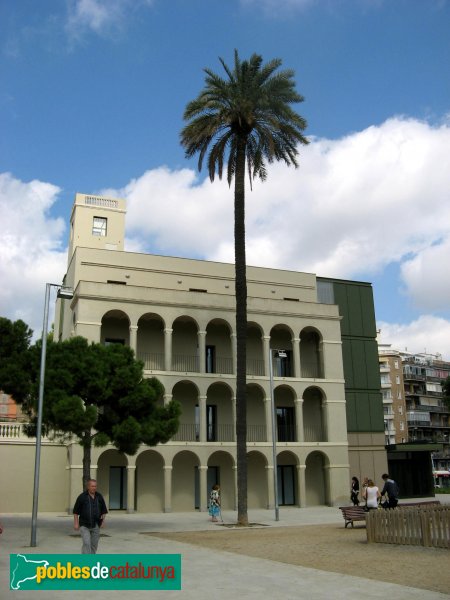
(1, 0), (450, 357)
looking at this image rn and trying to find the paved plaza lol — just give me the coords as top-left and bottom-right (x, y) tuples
(1, 502), (449, 599)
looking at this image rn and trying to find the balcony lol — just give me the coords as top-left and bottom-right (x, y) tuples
(139, 352), (164, 370)
(172, 354), (200, 373)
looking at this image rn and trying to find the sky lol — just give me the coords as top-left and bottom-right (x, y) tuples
(1, 0), (450, 358)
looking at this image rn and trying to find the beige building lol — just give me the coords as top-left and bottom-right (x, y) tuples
(1, 193), (388, 513)
(378, 347), (408, 445)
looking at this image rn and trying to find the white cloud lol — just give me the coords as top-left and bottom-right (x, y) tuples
(2, 116), (450, 355)
(401, 238), (450, 311)
(378, 316), (450, 361)
(103, 117), (450, 316)
(65, 0), (153, 40)
(0, 173), (67, 337)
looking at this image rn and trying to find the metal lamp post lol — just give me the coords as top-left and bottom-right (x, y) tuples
(269, 349), (284, 522)
(30, 283), (73, 547)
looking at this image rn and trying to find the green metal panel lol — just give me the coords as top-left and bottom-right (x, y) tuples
(323, 278), (383, 434)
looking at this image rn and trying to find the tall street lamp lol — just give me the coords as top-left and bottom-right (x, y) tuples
(30, 283), (73, 547)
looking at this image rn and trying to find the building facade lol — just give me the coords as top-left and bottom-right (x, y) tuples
(378, 347), (408, 445)
(0, 193), (387, 513)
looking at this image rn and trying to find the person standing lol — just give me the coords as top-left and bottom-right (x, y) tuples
(380, 473), (399, 509)
(363, 479), (380, 510)
(350, 476), (360, 506)
(208, 484), (221, 522)
(73, 479), (108, 554)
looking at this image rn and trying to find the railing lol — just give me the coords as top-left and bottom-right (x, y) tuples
(0, 422), (26, 439)
(247, 425), (267, 442)
(366, 505), (450, 548)
(172, 354), (200, 373)
(172, 423), (198, 442)
(210, 356), (233, 374)
(246, 359), (265, 376)
(303, 424), (325, 442)
(138, 352), (165, 370)
(301, 363), (323, 378)
(210, 424), (234, 442)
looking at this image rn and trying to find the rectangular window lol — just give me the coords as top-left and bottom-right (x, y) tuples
(206, 346), (216, 373)
(400, 422), (405, 431)
(398, 406), (403, 415)
(92, 216), (107, 236)
(206, 405), (217, 442)
(394, 360), (399, 369)
(396, 376), (400, 384)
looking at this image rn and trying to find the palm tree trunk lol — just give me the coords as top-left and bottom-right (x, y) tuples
(234, 136), (248, 526)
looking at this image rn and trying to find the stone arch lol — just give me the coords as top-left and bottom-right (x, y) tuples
(172, 450), (200, 511)
(303, 386), (326, 442)
(135, 450), (165, 512)
(172, 380), (200, 442)
(100, 310), (130, 346)
(172, 316), (199, 372)
(97, 449), (129, 510)
(305, 450), (330, 506)
(207, 450), (235, 510)
(205, 318), (233, 374)
(300, 326), (324, 378)
(247, 321), (265, 376)
(270, 324), (294, 377)
(246, 383), (267, 442)
(206, 382), (234, 442)
(136, 312), (165, 370)
(248, 450), (268, 508)
(274, 384), (297, 442)
(277, 450), (299, 506)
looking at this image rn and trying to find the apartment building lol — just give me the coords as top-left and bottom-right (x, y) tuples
(378, 347), (408, 445)
(401, 352), (450, 470)
(0, 193), (387, 513)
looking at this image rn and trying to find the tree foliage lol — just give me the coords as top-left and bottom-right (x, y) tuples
(4, 332), (180, 483)
(181, 50), (308, 525)
(0, 316), (33, 403)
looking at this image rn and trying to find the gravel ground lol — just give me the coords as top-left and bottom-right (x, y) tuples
(148, 522), (450, 595)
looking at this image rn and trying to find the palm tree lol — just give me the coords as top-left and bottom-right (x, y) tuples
(181, 50), (308, 525)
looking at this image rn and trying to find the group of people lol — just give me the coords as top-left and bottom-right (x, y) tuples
(351, 473), (399, 510)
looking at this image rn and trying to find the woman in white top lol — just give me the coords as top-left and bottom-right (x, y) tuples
(363, 479), (380, 509)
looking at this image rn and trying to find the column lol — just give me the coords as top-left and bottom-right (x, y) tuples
(126, 465), (136, 513)
(230, 333), (237, 374)
(129, 325), (138, 355)
(321, 400), (329, 442)
(266, 465), (275, 509)
(262, 336), (271, 377)
(164, 328), (173, 372)
(264, 396), (273, 442)
(198, 330), (207, 374)
(292, 337), (301, 378)
(163, 466), (172, 513)
(163, 393), (173, 407)
(297, 464), (306, 508)
(199, 395), (207, 442)
(199, 465), (208, 512)
(295, 397), (304, 442)
(231, 396), (236, 442)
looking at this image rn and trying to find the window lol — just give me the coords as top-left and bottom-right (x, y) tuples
(394, 360), (399, 369)
(92, 216), (107, 236)
(206, 346), (216, 373)
(104, 338), (125, 345)
(207, 405), (217, 442)
(398, 406), (403, 415)
(276, 407), (295, 442)
(396, 376), (400, 384)
(400, 422), (405, 431)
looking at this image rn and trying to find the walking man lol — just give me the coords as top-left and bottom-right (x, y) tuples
(380, 473), (399, 509)
(73, 479), (108, 554)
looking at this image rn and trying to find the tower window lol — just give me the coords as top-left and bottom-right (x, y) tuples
(92, 216), (107, 236)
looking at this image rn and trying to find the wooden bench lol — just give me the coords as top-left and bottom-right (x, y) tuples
(339, 505), (367, 528)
